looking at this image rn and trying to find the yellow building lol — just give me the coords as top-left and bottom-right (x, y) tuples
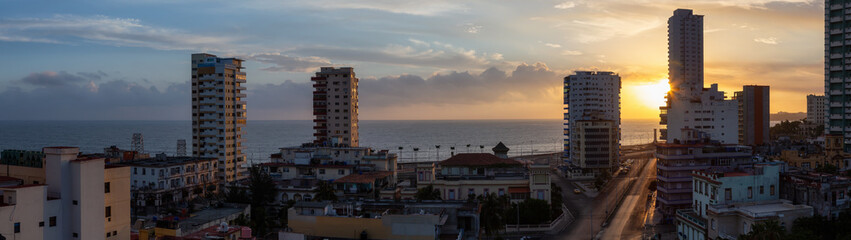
(777, 135), (851, 170)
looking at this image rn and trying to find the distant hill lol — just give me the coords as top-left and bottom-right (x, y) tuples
(770, 112), (806, 122)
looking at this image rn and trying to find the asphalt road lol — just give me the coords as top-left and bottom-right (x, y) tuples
(545, 154), (655, 240)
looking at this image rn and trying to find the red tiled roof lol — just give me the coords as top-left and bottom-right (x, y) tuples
(508, 186), (530, 194)
(2, 184), (44, 189)
(439, 153), (521, 167)
(335, 171), (393, 184)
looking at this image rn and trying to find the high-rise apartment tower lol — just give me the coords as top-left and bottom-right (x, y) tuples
(191, 53), (247, 183)
(311, 67), (359, 147)
(563, 71), (621, 174)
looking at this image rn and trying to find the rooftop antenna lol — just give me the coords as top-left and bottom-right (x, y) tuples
(176, 139), (186, 157)
(131, 133), (144, 154)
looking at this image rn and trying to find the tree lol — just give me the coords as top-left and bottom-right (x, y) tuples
(244, 166), (277, 236)
(550, 183), (564, 220)
(738, 220), (785, 240)
(415, 185), (441, 201)
(594, 171), (611, 190)
(506, 198), (551, 225)
(815, 164), (838, 174)
(313, 181), (338, 202)
(478, 193), (510, 237)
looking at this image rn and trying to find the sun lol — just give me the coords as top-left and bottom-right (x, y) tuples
(633, 79), (671, 109)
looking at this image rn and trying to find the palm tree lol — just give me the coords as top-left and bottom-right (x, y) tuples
(739, 220), (785, 240)
(478, 193), (510, 237)
(314, 181), (338, 202)
(415, 185), (441, 201)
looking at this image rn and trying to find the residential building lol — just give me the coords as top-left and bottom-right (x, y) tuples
(287, 201), (480, 240)
(676, 163), (812, 240)
(735, 85), (770, 146)
(311, 67), (359, 147)
(136, 204), (249, 238)
(807, 94), (825, 125)
(0, 147), (131, 240)
(826, 1), (851, 150)
(667, 8), (704, 101)
(780, 171), (851, 219)
(1, 149), (44, 168)
(261, 146), (397, 202)
(191, 53), (248, 183)
(418, 144), (551, 203)
(660, 9), (738, 144)
(563, 71), (621, 174)
(120, 154), (218, 212)
(655, 129), (754, 219)
(103, 146), (149, 163)
(777, 135), (851, 170)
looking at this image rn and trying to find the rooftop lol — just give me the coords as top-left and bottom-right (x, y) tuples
(439, 153), (521, 167)
(334, 171), (393, 184)
(118, 156), (217, 167)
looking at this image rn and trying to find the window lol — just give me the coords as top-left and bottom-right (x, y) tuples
(770, 185), (776, 196)
(73, 233), (78, 238)
(449, 189), (456, 200)
(14, 222), (20, 233)
(725, 188), (732, 201)
(759, 186), (764, 195)
(748, 187), (753, 199)
(105, 182), (111, 193)
(73, 200), (78, 205)
(498, 189), (505, 196)
(106, 206), (112, 218)
(39, 221), (44, 227)
(319, 169), (325, 174)
(134, 168), (137, 174)
(338, 169), (345, 175)
(50, 216), (56, 226)
(469, 188), (475, 196)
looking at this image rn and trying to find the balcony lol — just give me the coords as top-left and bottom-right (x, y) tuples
(656, 174), (693, 182)
(657, 185), (692, 194)
(832, 102), (844, 107)
(656, 163), (709, 171)
(832, 41), (844, 47)
(657, 197), (692, 206)
(832, 16), (844, 23)
(831, 126), (844, 132)
(676, 209), (707, 229)
(832, 54), (845, 60)
(832, 65), (845, 71)
(310, 77), (326, 81)
(832, 4), (844, 10)
(313, 125), (327, 129)
(313, 118), (327, 122)
(833, 28), (846, 35)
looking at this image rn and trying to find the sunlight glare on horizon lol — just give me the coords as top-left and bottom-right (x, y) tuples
(633, 79), (670, 110)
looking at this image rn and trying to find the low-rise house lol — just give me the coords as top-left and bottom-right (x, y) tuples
(287, 201), (479, 240)
(780, 171), (851, 219)
(777, 135), (851, 171)
(136, 204), (249, 239)
(676, 163), (813, 240)
(418, 145), (551, 203)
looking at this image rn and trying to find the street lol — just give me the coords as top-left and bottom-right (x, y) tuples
(545, 153), (656, 240)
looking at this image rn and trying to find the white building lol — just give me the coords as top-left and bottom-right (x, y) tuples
(807, 94), (825, 125)
(191, 53), (248, 183)
(563, 71), (621, 173)
(121, 155), (218, 210)
(660, 9), (738, 144)
(0, 147), (112, 240)
(312, 67), (359, 147)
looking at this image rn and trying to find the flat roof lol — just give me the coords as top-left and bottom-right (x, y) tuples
(118, 156), (217, 167)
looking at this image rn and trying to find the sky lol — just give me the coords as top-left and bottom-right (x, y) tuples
(0, 0), (824, 120)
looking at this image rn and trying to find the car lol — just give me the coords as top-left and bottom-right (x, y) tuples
(574, 188), (582, 194)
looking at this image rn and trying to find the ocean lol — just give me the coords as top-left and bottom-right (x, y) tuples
(0, 119), (660, 163)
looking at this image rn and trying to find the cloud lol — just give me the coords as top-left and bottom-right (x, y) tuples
(291, 41), (503, 69)
(562, 50), (583, 56)
(464, 23), (482, 34)
(358, 62), (560, 108)
(544, 43), (562, 48)
(562, 16), (663, 43)
(295, 0), (466, 16)
(0, 15), (237, 51)
(754, 37), (779, 45)
(554, 2), (576, 9)
(1, 63), (562, 120)
(19, 71), (86, 87)
(247, 53), (332, 72)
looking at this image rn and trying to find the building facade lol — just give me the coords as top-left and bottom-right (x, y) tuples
(780, 171), (851, 219)
(807, 94), (825, 124)
(826, 1), (851, 150)
(419, 151), (551, 203)
(122, 155), (218, 211)
(563, 71), (621, 174)
(660, 9), (738, 144)
(0, 147), (131, 240)
(736, 85), (770, 146)
(677, 163), (813, 240)
(655, 134), (753, 219)
(312, 67), (359, 147)
(191, 53), (248, 183)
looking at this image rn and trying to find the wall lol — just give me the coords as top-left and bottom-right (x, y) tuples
(105, 166), (131, 240)
(288, 208), (438, 240)
(0, 164), (45, 184)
